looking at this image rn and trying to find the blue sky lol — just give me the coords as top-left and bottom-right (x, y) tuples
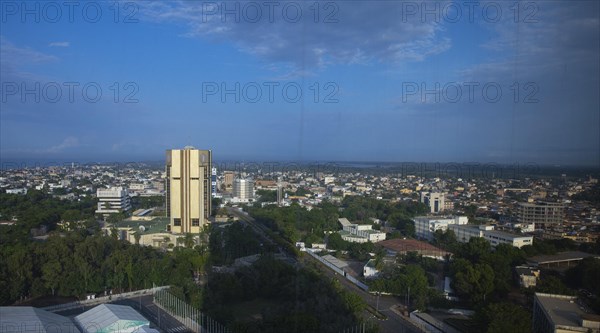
(1, 0), (599, 165)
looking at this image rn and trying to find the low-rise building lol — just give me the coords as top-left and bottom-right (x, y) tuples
(338, 218), (386, 243)
(5, 188), (27, 195)
(449, 224), (533, 248)
(413, 216), (468, 241)
(515, 266), (540, 288)
(96, 187), (131, 214)
(378, 238), (451, 260)
(483, 229), (534, 248)
(363, 259), (379, 278)
(533, 293), (600, 333)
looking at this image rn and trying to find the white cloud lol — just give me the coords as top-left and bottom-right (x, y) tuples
(136, 1), (451, 74)
(46, 137), (80, 153)
(0, 36), (57, 65)
(0, 36), (58, 81)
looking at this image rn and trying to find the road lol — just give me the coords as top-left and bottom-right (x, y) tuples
(227, 207), (423, 333)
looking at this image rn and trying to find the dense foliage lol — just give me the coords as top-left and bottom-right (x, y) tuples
(248, 197), (428, 256)
(339, 196), (428, 236)
(474, 302), (532, 333)
(369, 264), (429, 310)
(0, 191), (97, 244)
(0, 233), (207, 306)
(203, 255), (369, 333)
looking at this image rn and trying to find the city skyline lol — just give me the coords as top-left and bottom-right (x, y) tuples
(1, 1), (599, 166)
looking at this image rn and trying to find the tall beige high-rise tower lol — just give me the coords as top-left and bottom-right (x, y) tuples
(166, 147), (212, 234)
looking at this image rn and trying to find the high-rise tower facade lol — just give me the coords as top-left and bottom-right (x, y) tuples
(166, 147), (212, 234)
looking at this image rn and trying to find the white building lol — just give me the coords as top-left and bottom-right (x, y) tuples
(95, 187), (131, 214)
(338, 218), (386, 243)
(363, 259), (379, 278)
(483, 229), (534, 248)
(449, 224), (488, 243)
(420, 192), (445, 213)
(449, 224), (534, 248)
(507, 222), (535, 233)
(413, 216), (468, 241)
(128, 183), (147, 191)
(233, 178), (254, 200)
(5, 188), (27, 195)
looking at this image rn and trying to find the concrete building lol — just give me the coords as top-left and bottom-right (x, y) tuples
(448, 224), (488, 243)
(337, 218), (386, 243)
(515, 266), (540, 288)
(211, 167), (217, 197)
(233, 178), (254, 200)
(5, 188), (27, 195)
(449, 224), (534, 248)
(483, 229), (533, 248)
(95, 187), (131, 214)
(363, 259), (379, 278)
(223, 171), (235, 191)
(413, 216), (468, 241)
(420, 192), (445, 213)
(166, 147), (212, 234)
(517, 202), (565, 228)
(533, 293), (600, 333)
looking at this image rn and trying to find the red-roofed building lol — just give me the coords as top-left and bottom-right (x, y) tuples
(377, 238), (451, 260)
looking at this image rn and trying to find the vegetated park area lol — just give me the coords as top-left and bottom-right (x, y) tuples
(0, 190), (374, 333)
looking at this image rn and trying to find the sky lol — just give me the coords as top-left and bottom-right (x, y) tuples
(1, 0), (599, 166)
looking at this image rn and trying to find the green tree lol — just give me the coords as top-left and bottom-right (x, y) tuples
(326, 233), (347, 250)
(476, 302), (532, 333)
(451, 259), (495, 304)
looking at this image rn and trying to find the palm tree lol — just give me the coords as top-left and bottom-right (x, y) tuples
(184, 233), (195, 248)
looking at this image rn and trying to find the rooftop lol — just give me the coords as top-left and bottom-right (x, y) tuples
(0, 306), (80, 333)
(112, 217), (169, 235)
(484, 229), (532, 240)
(322, 254), (349, 269)
(338, 218), (352, 227)
(75, 304), (148, 333)
(535, 293), (599, 328)
(528, 251), (600, 265)
(377, 238), (451, 256)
